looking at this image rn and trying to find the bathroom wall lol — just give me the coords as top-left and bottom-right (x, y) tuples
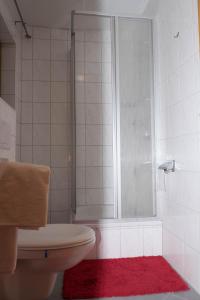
(0, 98), (16, 160)
(156, 0), (200, 293)
(18, 27), (72, 223)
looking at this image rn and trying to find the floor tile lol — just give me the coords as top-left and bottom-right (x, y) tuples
(48, 273), (200, 300)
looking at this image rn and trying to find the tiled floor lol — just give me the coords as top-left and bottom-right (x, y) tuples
(49, 273), (200, 300)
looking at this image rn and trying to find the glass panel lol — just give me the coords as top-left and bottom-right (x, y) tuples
(74, 14), (115, 220)
(118, 18), (155, 218)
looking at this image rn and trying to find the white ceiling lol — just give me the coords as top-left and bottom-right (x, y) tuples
(15, 0), (150, 29)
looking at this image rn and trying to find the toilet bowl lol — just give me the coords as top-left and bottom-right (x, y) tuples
(0, 224), (95, 300)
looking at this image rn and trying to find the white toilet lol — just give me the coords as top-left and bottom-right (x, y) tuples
(0, 224), (95, 300)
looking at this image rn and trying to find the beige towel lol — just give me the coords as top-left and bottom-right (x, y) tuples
(0, 161), (50, 227)
(0, 227), (17, 273)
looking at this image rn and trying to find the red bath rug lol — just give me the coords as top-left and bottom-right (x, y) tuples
(63, 256), (189, 299)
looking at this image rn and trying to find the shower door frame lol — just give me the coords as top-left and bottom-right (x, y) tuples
(70, 11), (157, 220)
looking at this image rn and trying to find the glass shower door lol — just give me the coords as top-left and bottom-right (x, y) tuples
(117, 18), (155, 218)
(72, 13), (116, 220)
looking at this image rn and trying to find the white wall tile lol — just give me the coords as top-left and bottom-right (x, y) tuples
(51, 124), (70, 145)
(102, 125), (113, 145)
(76, 125), (85, 146)
(33, 81), (50, 102)
(51, 82), (67, 102)
(76, 82), (85, 103)
(76, 189), (86, 205)
(51, 61), (68, 81)
(86, 167), (103, 188)
(86, 104), (103, 124)
(102, 146), (113, 166)
(86, 146), (102, 166)
(33, 124), (50, 145)
(51, 103), (70, 124)
(22, 38), (33, 59)
(97, 228), (121, 259)
(76, 146), (85, 167)
(75, 42), (84, 61)
(76, 167), (85, 189)
(87, 189), (113, 206)
(86, 125), (102, 145)
(76, 103), (85, 124)
(22, 60), (32, 80)
(33, 27), (51, 39)
(85, 83), (101, 102)
(51, 146), (70, 167)
(33, 146), (50, 166)
(85, 42), (101, 62)
(121, 227), (143, 258)
(163, 229), (185, 277)
(85, 62), (101, 76)
(33, 60), (51, 81)
(102, 63), (112, 83)
(51, 189), (69, 211)
(51, 29), (68, 40)
(33, 39), (51, 60)
(51, 40), (68, 61)
(102, 167), (113, 188)
(102, 83), (112, 103)
(33, 103), (50, 123)
(143, 226), (163, 256)
(51, 168), (70, 189)
(21, 124), (32, 145)
(101, 43), (111, 62)
(21, 103), (32, 123)
(184, 245), (200, 292)
(20, 146), (33, 163)
(21, 81), (33, 102)
(51, 211), (69, 223)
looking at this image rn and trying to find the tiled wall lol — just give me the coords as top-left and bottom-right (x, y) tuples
(156, 0), (200, 293)
(74, 25), (114, 220)
(18, 27), (72, 223)
(0, 98), (16, 160)
(84, 220), (162, 259)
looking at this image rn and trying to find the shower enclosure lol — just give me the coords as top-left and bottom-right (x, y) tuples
(71, 11), (155, 220)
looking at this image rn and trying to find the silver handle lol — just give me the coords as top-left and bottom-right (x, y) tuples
(158, 160), (175, 174)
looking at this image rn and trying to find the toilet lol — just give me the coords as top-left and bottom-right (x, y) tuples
(0, 224), (95, 300)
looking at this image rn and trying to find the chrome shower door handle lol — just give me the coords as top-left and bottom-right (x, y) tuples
(158, 160), (175, 174)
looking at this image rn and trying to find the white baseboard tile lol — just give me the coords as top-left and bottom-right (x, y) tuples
(85, 219), (162, 259)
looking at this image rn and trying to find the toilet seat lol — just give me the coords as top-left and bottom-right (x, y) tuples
(17, 224), (95, 251)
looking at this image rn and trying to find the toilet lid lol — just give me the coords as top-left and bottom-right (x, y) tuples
(18, 224), (95, 250)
